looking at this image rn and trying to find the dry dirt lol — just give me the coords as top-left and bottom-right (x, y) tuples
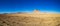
(0, 14), (60, 26)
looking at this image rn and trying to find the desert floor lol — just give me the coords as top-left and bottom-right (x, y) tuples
(0, 14), (60, 26)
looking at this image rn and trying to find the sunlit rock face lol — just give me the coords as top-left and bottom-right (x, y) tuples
(33, 9), (40, 14)
(0, 10), (60, 26)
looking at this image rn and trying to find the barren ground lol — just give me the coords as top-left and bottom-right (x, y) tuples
(0, 14), (60, 26)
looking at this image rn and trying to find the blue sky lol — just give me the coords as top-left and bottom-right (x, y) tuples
(0, 0), (60, 13)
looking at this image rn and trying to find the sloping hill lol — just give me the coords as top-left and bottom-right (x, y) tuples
(0, 14), (60, 26)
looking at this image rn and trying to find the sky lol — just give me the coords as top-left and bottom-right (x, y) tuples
(0, 0), (60, 14)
